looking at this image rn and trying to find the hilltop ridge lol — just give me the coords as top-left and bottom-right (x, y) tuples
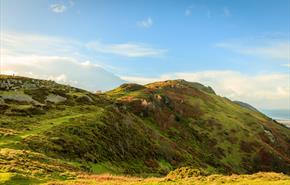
(0, 75), (289, 184)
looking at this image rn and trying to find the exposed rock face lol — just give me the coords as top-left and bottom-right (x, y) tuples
(0, 75), (96, 115)
(0, 75), (76, 91)
(0, 92), (39, 104)
(264, 129), (275, 143)
(45, 94), (67, 104)
(0, 78), (46, 90)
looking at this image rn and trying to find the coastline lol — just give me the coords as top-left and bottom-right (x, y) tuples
(276, 119), (290, 128)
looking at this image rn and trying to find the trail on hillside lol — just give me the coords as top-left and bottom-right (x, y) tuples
(0, 112), (96, 147)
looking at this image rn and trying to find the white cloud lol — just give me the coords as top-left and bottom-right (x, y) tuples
(50, 4), (67, 13)
(0, 31), (165, 89)
(215, 37), (290, 61)
(121, 71), (290, 109)
(0, 32), (124, 91)
(49, 0), (75, 13)
(1, 32), (81, 57)
(137, 17), (153, 28)
(223, 7), (231, 17)
(51, 74), (67, 83)
(283, 64), (290, 68)
(86, 41), (166, 57)
(2, 55), (124, 91)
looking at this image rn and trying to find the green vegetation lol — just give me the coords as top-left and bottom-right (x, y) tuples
(0, 75), (289, 184)
(33, 170), (290, 185)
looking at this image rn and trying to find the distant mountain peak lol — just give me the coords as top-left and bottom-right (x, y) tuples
(233, 101), (260, 112)
(145, 79), (216, 94)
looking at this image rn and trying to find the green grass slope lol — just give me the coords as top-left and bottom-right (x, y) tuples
(106, 79), (290, 174)
(0, 75), (290, 184)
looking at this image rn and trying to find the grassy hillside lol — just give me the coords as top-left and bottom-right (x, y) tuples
(106, 80), (290, 174)
(0, 75), (289, 184)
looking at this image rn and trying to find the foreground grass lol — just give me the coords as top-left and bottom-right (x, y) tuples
(2, 169), (290, 185)
(39, 172), (290, 185)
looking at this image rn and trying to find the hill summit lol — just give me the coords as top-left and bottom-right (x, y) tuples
(0, 75), (289, 184)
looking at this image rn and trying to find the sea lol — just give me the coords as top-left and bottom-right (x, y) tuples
(261, 109), (290, 120)
(261, 109), (290, 128)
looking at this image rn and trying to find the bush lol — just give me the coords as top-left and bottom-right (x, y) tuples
(166, 167), (208, 179)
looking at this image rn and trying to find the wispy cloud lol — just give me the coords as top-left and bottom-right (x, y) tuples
(184, 5), (211, 18)
(223, 7), (231, 17)
(1, 32), (167, 89)
(215, 36), (290, 61)
(137, 17), (153, 28)
(86, 41), (166, 57)
(3, 55), (124, 91)
(50, 4), (67, 13)
(121, 70), (290, 109)
(0, 32), (124, 91)
(49, 0), (75, 13)
(1, 32), (81, 56)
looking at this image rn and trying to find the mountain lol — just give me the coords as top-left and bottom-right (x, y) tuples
(0, 75), (290, 184)
(233, 101), (260, 113)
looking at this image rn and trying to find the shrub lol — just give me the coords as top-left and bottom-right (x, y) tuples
(166, 167), (208, 179)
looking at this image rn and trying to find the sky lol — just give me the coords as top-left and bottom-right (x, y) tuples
(0, 0), (289, 110)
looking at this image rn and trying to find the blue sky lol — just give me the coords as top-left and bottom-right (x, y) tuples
(0, 0), (289, 109)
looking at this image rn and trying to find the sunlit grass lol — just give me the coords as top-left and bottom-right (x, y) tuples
(39, 172), (290, 185)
